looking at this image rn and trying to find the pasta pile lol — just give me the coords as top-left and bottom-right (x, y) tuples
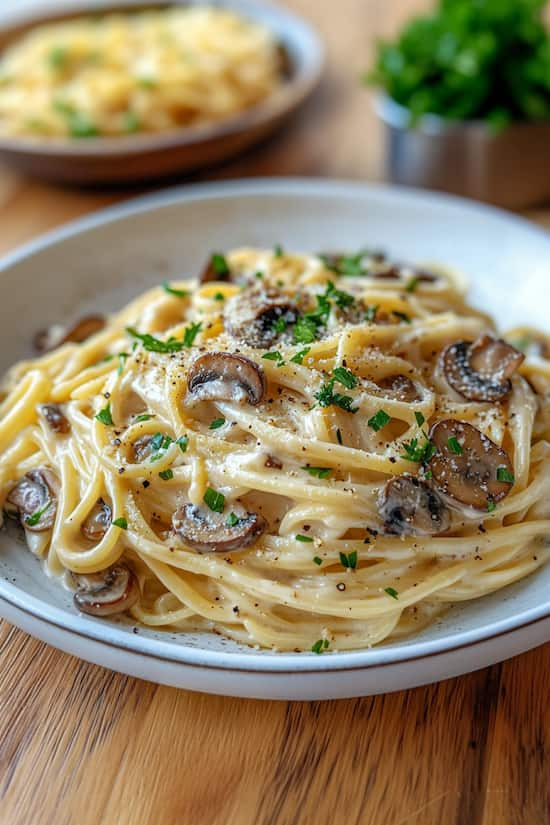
(0, 7), (284, 139)
(0, 246), (549, 653)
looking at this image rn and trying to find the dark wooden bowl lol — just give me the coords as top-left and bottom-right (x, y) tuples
(0, 0), (324, 185)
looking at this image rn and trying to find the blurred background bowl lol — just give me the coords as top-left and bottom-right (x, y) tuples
(376, 95), (550, 210)
(0, 0), (323, 186)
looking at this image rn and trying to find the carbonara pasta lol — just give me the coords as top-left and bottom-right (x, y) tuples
(0, 7), (284, 139)
(1, 247), (549, 653)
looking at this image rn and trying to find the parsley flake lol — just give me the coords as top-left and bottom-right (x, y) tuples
(135, 413), (154, 422)
(273, 244), (284, 257)
(333, 366), (359, 389)
(339, 550), (358, 569)
(392, 310), (411, 324)
(204, 487), (225, 513)
(126, 327), (185, 353)
(315, 380), (358, 413)
(447, 436), (463, 455)
(401, 435), (437, 463)
(313, 556), (323, 565)
(487, 499), (497, 513)
(290, 347), (311, 365)
(405, 276), (420, 293)
(311, 639), (330, 654)
(226, 512), (239, 527)
(159, 469), (173, 481)
(95, 402), (113, 426)
(262, 351), (284, 363)
(414, 412), (425, 427)
(368, 409), (390, 432)
(209, 417), (226, 430)
(364, 304), (379, 323)
(211, 253), (229, 277)
(293, 317), (318, 344)
(497, 466), (515, 483)
(25, 500), (52, 527)
(302, 466), (331, 479)
(112, 517), (128, 530)
(177, 436), (189, 453)
(182, 322), (202, 348)
(162, 281), (189, 298)
(384, 587), (399, 599)
(296, 534), (314, 542)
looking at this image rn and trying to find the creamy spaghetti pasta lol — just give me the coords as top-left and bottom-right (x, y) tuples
(0, 7), (284, 139)
(1, 247), (549, 653)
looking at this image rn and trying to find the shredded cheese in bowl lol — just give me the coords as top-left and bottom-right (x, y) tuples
(0, 6), (285, 140)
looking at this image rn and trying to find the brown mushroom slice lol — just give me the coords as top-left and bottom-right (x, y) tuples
(72, 563), (139, 617)
(428, 419), (514, 510)
(187, 352), (266, 406)
(442, 335), (524, 402)
(376, 374), (422, 403)
(81, 499), (112, 542)
(378, 475), (451, 536)
(132, 434), (154, 462)
(173, 503), (265, 553)
(6, 468), (59, 532)
(34, 315), (105, 354)
(224, 286), (297, 348)
(38, 403), (70, 434)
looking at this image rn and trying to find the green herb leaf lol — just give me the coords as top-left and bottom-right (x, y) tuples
(339, 550), (358, 569)
(159, 469), (173, 480)
(48, 45), (68, 70)
(497, 466), (515, 483)
(384, 587), (399, 599)
(25, 500), (52, 527)
(315, 380), (358, 414)
(273, 244), (284, 257)
(333, 366), (359, 389)
(313, 556), (323, 565)
(177, 436), (189, 453)
(182, 322), (202, 348)
(126, 327), (185, 353)
(405, 276), (420, 293)
(368, 410), (391, 432)
(211, 253), (229, 276)
(95, 402), (113, 426)
(364, 304), (379, 323)
(162, 281), (189, 298)
(117, 352), (129, 375)
(293, 317), (318, 344)
(392, 310), (411, 324)
(112, 517), (128, 530)
(204, 487), (225, 513)
(401, 435), (437, 463)
(226, 512), (239, 527)
(296, 534), (314, 542)
(262, 351), (284, 363)
(209, 417), (226, 430)
(311, 639), (328, 654)
(214, 292), (225, 302)
(414, 411), (425, 427)
(135, 413), (154, 422)
(447, 436), (463, 455)
(272, 317), (287, 334)
(487, 499), (497, 513)
(290, 347), (311, 364)
(301, 466), (331, 479)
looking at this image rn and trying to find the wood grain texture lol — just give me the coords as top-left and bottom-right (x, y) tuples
(1, 1), (550, 824)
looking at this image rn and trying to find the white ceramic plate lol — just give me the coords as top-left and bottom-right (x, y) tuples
(1, 179), (549, 700)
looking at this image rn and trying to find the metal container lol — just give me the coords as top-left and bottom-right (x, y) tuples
(376, 95), (550, 208)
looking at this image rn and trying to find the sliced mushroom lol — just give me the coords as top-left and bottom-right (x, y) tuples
(81, 499), (112, 542)
(6, 468), (59, 532)
(378, 475), (451, 535)
(376, 375), (422, 403)
(442, 335), (524, 402)
(173, 503), (265, 553)
(132, 434), (154, 462)
(187, 352), (266, 406)
(34, 315), (105, 354)
(428, 419), (514, 510)
(224, 286), (297, 348)
(72, 563), (139, 617)
(38, 403), (70, 434)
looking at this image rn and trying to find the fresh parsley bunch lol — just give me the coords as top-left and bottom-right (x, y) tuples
(368, 0), (550, 127)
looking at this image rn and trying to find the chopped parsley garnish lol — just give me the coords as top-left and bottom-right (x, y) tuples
(126, 327), (185, 353)
(311, 639), (330, 654)
(497, 466), (515, 483)
(339, 550), (358, 569)
(272, 317), (287, 334)
(293, 317), (318, 344)
(392, 310), (411, 324)
(135, 413), (154, 422)
(324, 281), (355, 309)
(209, 417), (226, 430)
(302, 466), (331, 479)
(117, 352), (129, 375)
(384, 587), (399, 599)
(313, 556), (323, 565)
(447, 436), (463, 455)
(95, 402), (113, 426)
(159, 469), (173, 481)
(401, 435), (437, 463)
(323, 250), (371, 277)
(315, 380), (358, 413)
(214, 292), (225, 301)
(368, 409), (391, 432)
(48, 46), (68, 70)
(336, 428), (343, 445)
(423, 469), (433, 480)
(487, 499), (497, 513)
(25, 501), (51, 527)
(177, 436), (189, 453)
(211, 253), (229, 277)
(226, 512), (239, 527)
(364, 304), (379, 323)
(254, 271), (264, 279)
(204, 487), (225, 513)
(162, 281), (189, 298)
(262, 351), (284, 363)
(112, 517), (128, 530)
(290, 347), (311, 365)
(296, 534), (314, 542)
(405, 276), (420, 293)
(182, 322), (202, 348)
(149, 433), (173, 461)
(274, 244), (284, 257)
(332, 366), (358, 389)
(414, 411), (425, 427)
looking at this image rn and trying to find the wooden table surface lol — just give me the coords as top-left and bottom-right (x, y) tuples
(1, 2), (550, 823)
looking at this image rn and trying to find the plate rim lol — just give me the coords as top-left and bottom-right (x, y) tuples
(1, 175), (550, 674)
